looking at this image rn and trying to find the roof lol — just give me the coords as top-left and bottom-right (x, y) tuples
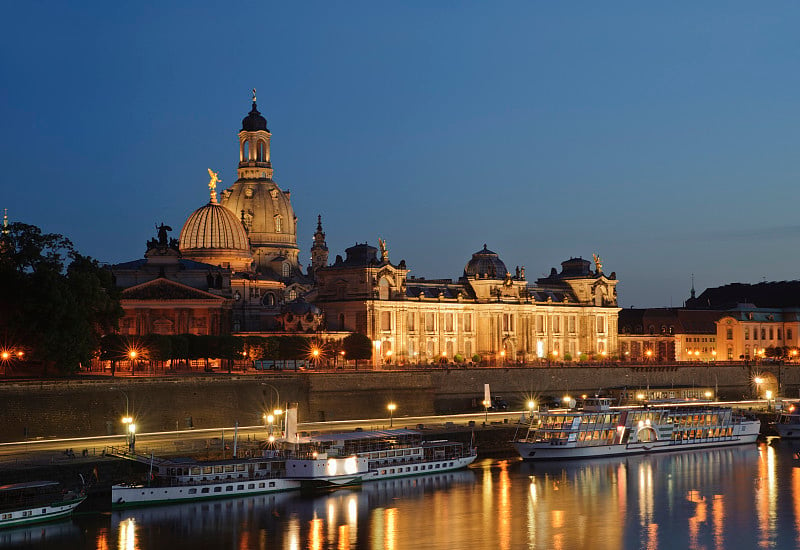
(0, 481), (59, 492)
(688, 281), (800, 309)
(297, 428), (421, 444)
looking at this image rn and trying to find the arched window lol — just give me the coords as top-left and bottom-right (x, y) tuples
(282, 263), (290, 277)
(288, 289), (297, 300)
(262, 293), (275, 307)
(242, 140), (250, 162)
(275, 215), (283, 233)
(257, 140), (266, 161)
(378, 278), (390, 300)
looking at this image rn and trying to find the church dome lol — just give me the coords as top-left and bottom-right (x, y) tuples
(242, 102), (268, 132)
(179, 202), (253, 271)
(220, 180), (298, 272)
(463, 244), (508, 279)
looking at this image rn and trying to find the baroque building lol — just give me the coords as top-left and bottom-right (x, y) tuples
(314, 243), (620, 365)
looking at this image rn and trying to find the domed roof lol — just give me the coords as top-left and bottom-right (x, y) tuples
(179, 202), (250, 253)
(282, 297), (321, 316)
(464, 244), (508, 279)
(242, 102), (268, 132)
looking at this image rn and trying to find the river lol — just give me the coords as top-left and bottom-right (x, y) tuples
(3, 438), (800, 549)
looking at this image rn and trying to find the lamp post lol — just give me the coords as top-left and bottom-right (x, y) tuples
(387, 402), (396, 428)
(129, 350), (137, 377)
(754, 376), (764, 399)
(128, 423), (136, 453)
(482, 399), (490, 423)
(527, 400), (536, 420)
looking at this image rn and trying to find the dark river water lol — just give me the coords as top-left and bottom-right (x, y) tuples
(4, 438), (800, 549)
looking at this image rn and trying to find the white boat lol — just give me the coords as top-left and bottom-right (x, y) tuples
(290, 428), (478, 489)
(111, 452), (302, 509)
(514, 397), (761, 460)
(774, 403), (800, 439)
(0, 481), (86, 529)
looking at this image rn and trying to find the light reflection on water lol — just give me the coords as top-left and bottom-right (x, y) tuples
(9, 440), (800, 549)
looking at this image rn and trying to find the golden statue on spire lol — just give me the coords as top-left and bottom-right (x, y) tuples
(207, 168), (221, 203)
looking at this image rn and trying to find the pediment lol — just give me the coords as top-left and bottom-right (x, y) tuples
(121, 278), (225, 301)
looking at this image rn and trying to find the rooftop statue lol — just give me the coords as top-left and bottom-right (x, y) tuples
(207, 168), (221, 203)
(593, 253), (603, 275)
(378, 238), (388, 262)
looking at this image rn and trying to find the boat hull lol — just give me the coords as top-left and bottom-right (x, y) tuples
(111, 478), (300, 509)
(775, 425), (800, 439)
(0, 496), (85, 529)
(515, 430), (760, 461)
(364, 454), (477, 481)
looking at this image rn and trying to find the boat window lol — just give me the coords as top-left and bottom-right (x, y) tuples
(214, 487), (222, 493)
(191, 467), (201, 475)
(248, 484), (255, 489)
(259, 483), (265, 488)
(237, 485), (244, 490)
(189, 489), (197, 494)
(237, 465), (246, 472)
(225, 465), (235, 473)
(226, 486), (233, 492)
(269, 482), (275, 487)
(203, 467), (212, 474)
(201, 488), (210, 493)
(214, 466), (223, 474)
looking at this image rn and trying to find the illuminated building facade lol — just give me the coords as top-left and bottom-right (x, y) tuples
(314, 244), (620, 364)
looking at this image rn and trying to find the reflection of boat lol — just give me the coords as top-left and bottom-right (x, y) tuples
(514, 397), (760, 460)
(774, 403), (800, 439)
(0, 519), (80, 545)
(0, 481), (86, 529)
(290, 429), (478, 489)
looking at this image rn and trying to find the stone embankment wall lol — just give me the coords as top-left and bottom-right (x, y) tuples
(0, 364), (795, 443)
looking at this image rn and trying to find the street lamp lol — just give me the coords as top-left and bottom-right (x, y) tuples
(387, 402), (396, 428)
(482, 399), (490, 423)
(527, 400), (536, 419)
(500, 349), (506, 366)
(129, 350), (137, 376)
(754, 376), (764, 399)
(128, 422), (136, 453)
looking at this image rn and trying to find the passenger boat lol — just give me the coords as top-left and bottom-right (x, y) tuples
(774, 403), (800, 439)
(0, 481), (85, 529)
(111, 451), (304, 509)
(514, 397), (760, 460)
(290, 428), (477, 489)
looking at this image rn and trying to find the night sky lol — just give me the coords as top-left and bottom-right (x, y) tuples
(3, 3), (800, 308)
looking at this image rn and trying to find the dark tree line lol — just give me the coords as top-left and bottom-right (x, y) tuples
(0, 222), (123, 374)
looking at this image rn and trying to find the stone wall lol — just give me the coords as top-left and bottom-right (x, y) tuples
(1, 363), (796, 443)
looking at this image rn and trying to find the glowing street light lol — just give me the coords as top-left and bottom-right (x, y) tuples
(387, 402), (397, 428)
(754, 376), (764, 399)
(527, 400), (536, 419)
(128, 422), (136, 453)
(482, 399), (490, 423)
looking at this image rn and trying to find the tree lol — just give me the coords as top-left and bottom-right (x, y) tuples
(0, 222), (122, 374)
(342, 333), (372, 370)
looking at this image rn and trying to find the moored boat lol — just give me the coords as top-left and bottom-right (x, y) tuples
(514, 397), (760, 460)
(291, 428), (477, 487)
(774, 403), (800, 439)
(0, 481), (85, 529)
(111, 451), (301, 509)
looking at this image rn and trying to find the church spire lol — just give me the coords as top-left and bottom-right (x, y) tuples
(310, 215), (329, 273)
(238, 90), (273, 181)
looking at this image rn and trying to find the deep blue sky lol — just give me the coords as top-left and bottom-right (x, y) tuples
(3, 3), (800, 307)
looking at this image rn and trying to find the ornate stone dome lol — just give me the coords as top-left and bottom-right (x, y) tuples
(463, 244), (508, 279)
(179, 202), (253, 271)
(220, 180), (298, 272)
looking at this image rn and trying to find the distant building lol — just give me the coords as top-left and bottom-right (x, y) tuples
(618, 308), (721, 362)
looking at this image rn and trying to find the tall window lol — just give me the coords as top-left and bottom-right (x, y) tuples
(407, 312), (416, 331)
(597, 316), (606, 334)
(445, 313), (454, 332)
(726, 329), (733, 340)
(463, 313), (472, 332)
(744, 328), (749, 340)
(465, 341), (472, 359)
(275, 215), (283, 233)
(536, 315), (544, 333)
(789, 329), (794, 341)
(762, 328), (766, 340)
(379, 278), (390, 300)
(282, 263), (290, 277)
(381, 311), (392, 332)
(503, 314), (514, 332)
(339, 313), (345, 331)
(553, 316), (561, 334)
(425, 313), (435, 332)
(569, 316), (576, 334)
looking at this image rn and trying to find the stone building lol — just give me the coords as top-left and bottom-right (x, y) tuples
(314, 243), (620, 365)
